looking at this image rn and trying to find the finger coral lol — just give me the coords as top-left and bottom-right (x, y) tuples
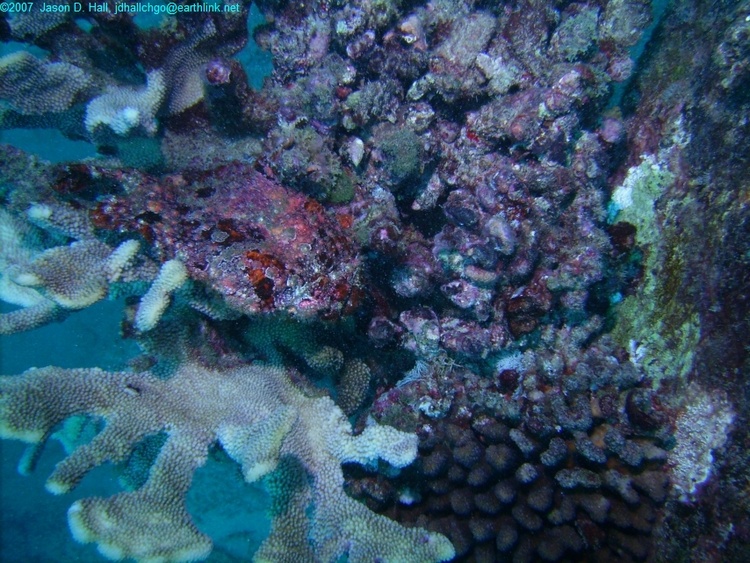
(0, 362), (454, 563)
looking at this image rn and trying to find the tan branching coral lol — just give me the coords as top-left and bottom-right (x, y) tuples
(163, 20), (218, 115)
(0, 207), (142, 334)
(135, 259), (188, 332)
(0, 238), (140, 334)
(7, 9), (69, 42)
(244, 315), (345, 375)
(0, 362), (455, 563)
(0, 51), (92, 115)
(84, 70), (167, 137)
(337, 358), (372, 415)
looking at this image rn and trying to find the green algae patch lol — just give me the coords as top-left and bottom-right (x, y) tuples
(610, 149), (700, 383)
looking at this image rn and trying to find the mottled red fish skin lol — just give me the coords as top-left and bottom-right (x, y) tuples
(94, 162), (360, 317)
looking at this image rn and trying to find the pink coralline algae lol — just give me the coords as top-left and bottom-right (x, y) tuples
(92, 162), (360, 318)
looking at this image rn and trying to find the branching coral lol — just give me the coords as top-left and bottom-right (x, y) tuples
(0, 8), (252, 150)
(135, 259), (188, 332)
(85, 70), (167, 137)
(0, 206), (143, 334)
(0, 51), (92, 115)
(0, 362), (455, 563)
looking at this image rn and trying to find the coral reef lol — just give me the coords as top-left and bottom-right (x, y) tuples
(361, 324), (672, 561)
(1, 0), (749, 560)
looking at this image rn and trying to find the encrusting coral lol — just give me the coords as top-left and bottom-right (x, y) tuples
(0, 361), (455, 563)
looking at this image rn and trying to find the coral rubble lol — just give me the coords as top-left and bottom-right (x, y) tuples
(1, 0), (749, 560)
